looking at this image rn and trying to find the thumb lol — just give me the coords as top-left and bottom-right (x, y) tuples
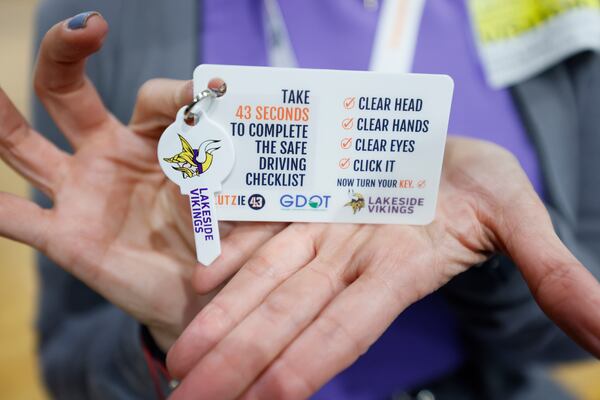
(492, 190), (600, 357)
(129, 79), (193, 137)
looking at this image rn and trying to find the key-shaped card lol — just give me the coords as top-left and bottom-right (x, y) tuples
(157, 107), (235, 265)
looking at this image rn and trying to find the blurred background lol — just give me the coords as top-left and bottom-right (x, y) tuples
(0, 0), (47, 398)
(0, 0), (48, 399)
(0, 1), (599, 399)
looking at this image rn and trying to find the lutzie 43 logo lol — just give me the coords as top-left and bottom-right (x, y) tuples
(344, 190), (365, 214)
(163, 134), (221, 178)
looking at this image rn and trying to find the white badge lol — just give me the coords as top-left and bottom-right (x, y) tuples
(198, 64), (452, 223)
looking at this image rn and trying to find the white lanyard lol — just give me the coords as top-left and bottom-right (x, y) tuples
(262, 0), (426, 72)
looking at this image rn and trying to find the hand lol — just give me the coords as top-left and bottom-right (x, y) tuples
(167, 137), (600, 399)
(0, 13), (284, 350)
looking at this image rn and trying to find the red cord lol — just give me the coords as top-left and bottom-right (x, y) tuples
(155, 360), (171, 379)
(142, 343), (166, 400)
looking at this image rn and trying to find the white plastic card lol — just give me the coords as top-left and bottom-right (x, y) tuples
(193, 64), (453, 226)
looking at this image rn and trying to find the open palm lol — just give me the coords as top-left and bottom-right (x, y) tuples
(167, 137), (600, 399)
(0, 14), (283, 349)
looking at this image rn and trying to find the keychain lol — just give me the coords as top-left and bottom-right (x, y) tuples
(157, 79), (234, 265)
(157, 65), (453, 265)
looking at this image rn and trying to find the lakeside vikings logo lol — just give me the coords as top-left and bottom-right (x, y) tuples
(345, 190), (365, 214)
(163, 134), (221, 178)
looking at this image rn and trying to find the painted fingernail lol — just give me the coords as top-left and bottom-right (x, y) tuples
(67, 11), (100, 30)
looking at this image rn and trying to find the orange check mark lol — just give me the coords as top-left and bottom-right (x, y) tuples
(342, 118), (354, 130)
(341, 137), (353, 149)
(343, 97), (356, 109)
(339, 158), (351, 169)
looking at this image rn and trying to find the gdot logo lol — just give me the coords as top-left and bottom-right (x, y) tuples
(280, 194), (331, 210)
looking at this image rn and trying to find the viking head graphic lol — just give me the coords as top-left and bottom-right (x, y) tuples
(163, 134), (221, 178)
(345, 190), (365, 214)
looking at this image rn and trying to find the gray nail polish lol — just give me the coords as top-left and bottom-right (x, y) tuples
(67, 11), (99, 30)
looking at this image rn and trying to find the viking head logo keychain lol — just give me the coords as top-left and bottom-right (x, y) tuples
(157, 79), (234, 265)
(163, 134), (222, 178)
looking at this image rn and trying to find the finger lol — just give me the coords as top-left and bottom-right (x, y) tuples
(167, 223), (321, 378)
(34, 12), (112, 148)
(169, 225), (372, 400)
(242, 268), (417, 400)
(0, 87), (68, 197)
(0, 192), (51, 250)
(129, 79), (193, 138)
(492, 191), (600, 356)
(444, 138), (600, 357)
(193, 222), (288, 294)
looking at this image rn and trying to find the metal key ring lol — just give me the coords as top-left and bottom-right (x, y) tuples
(184, 79), (227, 124)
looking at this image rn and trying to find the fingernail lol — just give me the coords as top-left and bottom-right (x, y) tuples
(67, 11), (100, 30)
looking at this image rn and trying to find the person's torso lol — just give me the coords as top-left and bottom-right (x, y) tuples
(200, 1), (544, 398)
